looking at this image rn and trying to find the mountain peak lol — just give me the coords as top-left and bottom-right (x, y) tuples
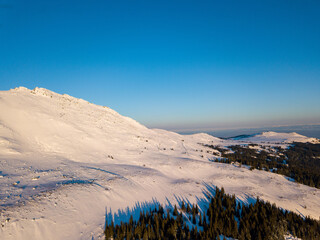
(10, 86), (58, 97)
(10, 86), (30, 92)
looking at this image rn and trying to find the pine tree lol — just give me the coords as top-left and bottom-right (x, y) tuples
(199, 212), (203, 226)
(195, 204), (199, 214)
(187, 203), (191, 213)
(105, 186), (320, 240)
(181, 201), (186, 211)
(173, 205), (178, 216)
(192, 211), (196, 224)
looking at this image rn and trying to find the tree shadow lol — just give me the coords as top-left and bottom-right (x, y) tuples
(105, 198), (165, 226)
(105, 181), (258, 227)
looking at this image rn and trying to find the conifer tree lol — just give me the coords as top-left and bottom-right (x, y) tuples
(181, 201), (186, 211)
(186, 203), (191, 213)
(173, 205), (178, 216)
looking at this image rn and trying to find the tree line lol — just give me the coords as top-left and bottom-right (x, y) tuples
(206, 143), (320, 188)
(105, 187), (320, 240)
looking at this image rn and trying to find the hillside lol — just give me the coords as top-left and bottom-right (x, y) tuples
(0, 87), (319, 240)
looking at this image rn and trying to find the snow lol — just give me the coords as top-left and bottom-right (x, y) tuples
(232, 131), (319, 145)
(284, 234), (301, 240)
(0, 87), (319, 240)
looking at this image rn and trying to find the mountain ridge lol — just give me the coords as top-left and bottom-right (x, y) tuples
(0, 87), (319, 240)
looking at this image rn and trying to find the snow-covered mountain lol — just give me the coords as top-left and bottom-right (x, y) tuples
(0, 87), (319, 240)
(230, 131), (319, 144)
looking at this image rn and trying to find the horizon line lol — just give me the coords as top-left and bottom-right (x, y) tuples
(164, 123), (320, 133)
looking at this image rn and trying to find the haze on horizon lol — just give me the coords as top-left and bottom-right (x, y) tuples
(0, 0), (319, 131)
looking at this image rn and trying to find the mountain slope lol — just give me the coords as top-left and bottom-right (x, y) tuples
(0, 87), (319, 240)
(231, 131), (319, 144)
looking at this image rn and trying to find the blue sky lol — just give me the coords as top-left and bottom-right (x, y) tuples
(1, 0), (319, 131)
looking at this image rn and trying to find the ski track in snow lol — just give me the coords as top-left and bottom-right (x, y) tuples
(0, 87), (319, 240)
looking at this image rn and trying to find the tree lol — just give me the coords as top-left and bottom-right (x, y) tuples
(187, 203), (191, 213)
(173, 205), (178, 216)
(181, 201), (186, 211)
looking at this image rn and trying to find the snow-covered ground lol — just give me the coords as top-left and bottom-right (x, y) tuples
(230, 131), (319, 144)
(0, 87), (319, 240)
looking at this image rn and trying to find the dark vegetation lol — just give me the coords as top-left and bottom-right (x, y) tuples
(105, 187), (320, 240)
(206, 142), (320, 188)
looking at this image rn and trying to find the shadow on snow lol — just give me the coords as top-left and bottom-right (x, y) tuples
(104, 182), (258, 227)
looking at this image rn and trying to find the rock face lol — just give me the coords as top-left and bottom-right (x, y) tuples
(0, 87), (319, 240)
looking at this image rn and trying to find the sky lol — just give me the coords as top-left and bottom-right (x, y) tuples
(0, 0), (320, 131)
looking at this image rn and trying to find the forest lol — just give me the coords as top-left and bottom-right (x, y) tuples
(105, 187), (320, 240)
(206, 142), (320, 188)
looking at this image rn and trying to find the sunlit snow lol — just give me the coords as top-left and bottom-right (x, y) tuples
(0, 87), (319, 239)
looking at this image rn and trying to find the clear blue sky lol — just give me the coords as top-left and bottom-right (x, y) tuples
(1, 0), (319, 131)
